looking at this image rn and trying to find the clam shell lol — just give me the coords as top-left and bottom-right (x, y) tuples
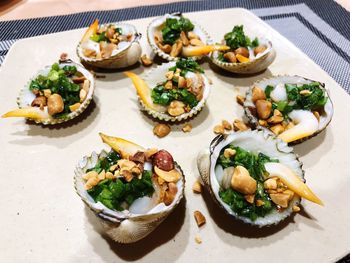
(197, 130), (304, 226)
(211, 38), (275, 74)
(74, 149), (185, 243)
(243, 75), (334, 145)
(17, 61), (95, 125)
(139, 61), (211, 122)
(147, 13), (211, 61)
(76, 23), (142, 69)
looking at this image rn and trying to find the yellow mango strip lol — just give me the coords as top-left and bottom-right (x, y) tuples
(182, 45), (230, 57)
(264, 162), (323, 206)
(124, 71), (165, 112)
(99, 133), (145, 159)
(236, 54), (250, 63)
(278, 110), (318, 143)
(81, 19), (99, 43)
(2, 107), (49, 121)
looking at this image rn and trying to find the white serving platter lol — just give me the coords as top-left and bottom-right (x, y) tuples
(0, 8), (349, 263)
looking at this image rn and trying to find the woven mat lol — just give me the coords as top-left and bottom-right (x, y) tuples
(0, 1), (349, 261)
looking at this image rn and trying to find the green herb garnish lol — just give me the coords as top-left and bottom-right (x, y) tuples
(151, 85), (198, 107)
(224, 25), (259, 50)
(162, 16), (194, 45)
(218, 146), (278, 220)
(29, 63), (81, 118)
(169, 58), (204, 76)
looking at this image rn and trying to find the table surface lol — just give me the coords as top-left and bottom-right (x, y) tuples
(0, 7), (349, 263)
(0, 0), (349, 21)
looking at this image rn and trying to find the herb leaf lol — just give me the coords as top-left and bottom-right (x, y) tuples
(162, 17), (194, 45)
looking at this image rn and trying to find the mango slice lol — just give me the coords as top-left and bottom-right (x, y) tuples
(182, 45), (230, 57)
(99, 133), (145, 159)
(124, 71), (166, 112)
(278, 110), (318, 143)
(236, 54), (250, 63)
(154, 166), (181, 183)
(264, 162), (323, 205)
(2, 107), (49, 121)
(81, 19), (99, 43)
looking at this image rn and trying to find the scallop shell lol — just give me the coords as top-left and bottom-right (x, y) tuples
(76, 23), (142, 69)
(17, 61), (95, 125)
(74, 149), (185, 243)
(197, 130), (304, 226)
(211, 37), (275, 74)
(139, 61), (211, 122)
(243, 75), (334, 145)
(147, 13), (211, 61)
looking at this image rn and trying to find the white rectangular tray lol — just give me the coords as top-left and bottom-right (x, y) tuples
(0, 8), (349, 262)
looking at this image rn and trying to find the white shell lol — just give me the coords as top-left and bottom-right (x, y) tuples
(139, 61), (211, 122)
(244, 75), (334, 144)
(74, 149), (185, 243)
(197, 130), (304, 226)
(147, 13), (211, 61)
(211, 37), (275, 74)
(76, 23), (142, 69)
(17, 61), (95, 125)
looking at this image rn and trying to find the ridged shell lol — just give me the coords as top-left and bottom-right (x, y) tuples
(138, 61), (211, 122)
(243, 75), (334, 145)
(197, 129), (304, 226)
(147, 13), (211, 61)
(74, 149), (185, 243)
(17, 61), (95, 125)
(76, 23), (142, 69)
(211, 38), (275, 74)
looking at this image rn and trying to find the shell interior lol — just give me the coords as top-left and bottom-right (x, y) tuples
(211, 37), (275, 74)
(77, 23), (139, 62)
(244, 75), (334, 142)
(74, 148), (184, 222)
(208, 130), (303, 226)
(147, 14), (211, 61)
(140, 61), (211, 122)
(17, 61), (95, 125)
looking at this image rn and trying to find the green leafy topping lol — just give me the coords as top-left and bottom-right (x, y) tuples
(90, 25), (123, 43)
(29, 63), (82, 118)
(151, 85), (198, 107)
(161, 16), (194, 45)
(217, 146), (278, 220)
(88, 150), (121, 174)
(86, 150), (154, 211)
(224, 25), (259, 50)
(88, 170), (154, 211)
(168, 58), (204, 76)
(266, 82), (328, 117)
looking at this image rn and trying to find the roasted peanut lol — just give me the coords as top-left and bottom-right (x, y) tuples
(164, 81), (173, 90)
(182, 123), (192, 133)
(153, 124), (171, 138)
(69, 103), (81, 112)
(245, 194), (255, 204)
(85, 177), (99, 190)
(213, 125), (225, 134)
(165, 71), (174, 80)
(167, 100), (185, 116)
(267, 109), (284, 124)
(313, 111), (320, 122)
(258, 119), (268, 126)
(79, 89), (87, 102)
(256, 100), (272, 119)
(195, 235), (202, 244)
(164, 182), (178, 205)
(254, 45), (267, 56)
(140, 54), (153, 66)
(300, 90), (312, 96)
(43, 89), (52, 98)
(270, 193), (290, 208)
(236, 95), (245, 106)
(224, 148), (236, 158)
(264, 178), (277, 190)
(31, 96), (47, 109)
(222, 120), (232, 130)
(231, 165), (257, 195)
(188, 31), (199, 40)
(235, 47), (249, 58)
(47, 94), (64, 115)
(292, 205), (301, 212)
(180, 31), (189, 46)
(82, 171), (98, 181)
(105, 171), (115, 179)
(192, 180), (202, 193)
(256, 199), (265, 207)
(270, 124), (285, 135)
(194, 210), (206, 227)
(190, 38), (204, 46)
(170, 40), (183, 57)
(252, 86), (266, 103)
(223, 52), (237, 63)
(98, 170), (106, 181)
(178, 76), (186, 88)
(233, 119), (249, 131)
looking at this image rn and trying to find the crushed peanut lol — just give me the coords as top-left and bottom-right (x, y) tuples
(182, 123), (192, 133)
(236, 95), (245, 106)
(195, 235), (202, 244)
(233, 119), (249, 131)
(153, 123), (171, 138)
(213, 125), (225, 135)
(224, 148), (236, 158)
(299, 90), (312, 96)
(140, 54), (153, 66)
(222, 120), (232, 130)
(194, 210), (206, 227)
(192, 180), (202, 193)
(292, 205), (301, 212)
